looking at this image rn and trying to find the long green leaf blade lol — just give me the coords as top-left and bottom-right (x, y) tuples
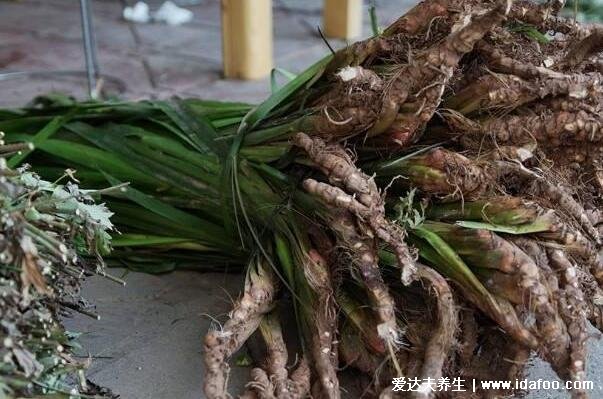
(8, 115), (69, 167)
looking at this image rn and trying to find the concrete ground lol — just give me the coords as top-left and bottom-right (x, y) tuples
(0, 0), (400, 106)
(1, 0), (602, 398)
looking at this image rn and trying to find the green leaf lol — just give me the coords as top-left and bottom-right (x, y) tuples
(112, 234), (196, 247)
(237, 55), (332, 135)
(455, 220), (551, 234)
(137, 123), (220, 174)
(66, 122), (216, 197)
(102, 173), (230, 247)
(412, 226), (492, 300)
(409, 227), (510, 329)
(275, 234), (295, 287)
(0, 116), (53, 136)
(8, 115), (70, 167)
(156, 100), (226, 157)
(222, 56), (332, 242)
(367, 143), (444, 175)
(212, 116), (244, 129)
(24, 138), (156, 187)
(508, 22), (550, 44)
(234, 352), (253, 367)
(270, 67), (297, 94)
(369, 0), (381, 37)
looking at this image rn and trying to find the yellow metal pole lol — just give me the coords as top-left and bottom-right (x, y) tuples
(221, 0), (273, 80)
(323, 0), (363, 40)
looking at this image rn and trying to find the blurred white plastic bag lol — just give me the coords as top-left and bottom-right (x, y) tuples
(123, 1), (151, 23)
(123, 1), (193, 26)
(154, 1), (194, 26)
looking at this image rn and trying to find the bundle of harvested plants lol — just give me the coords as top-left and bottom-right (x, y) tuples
(0, 142), (115, 398)
(1, 0), (602, 397)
